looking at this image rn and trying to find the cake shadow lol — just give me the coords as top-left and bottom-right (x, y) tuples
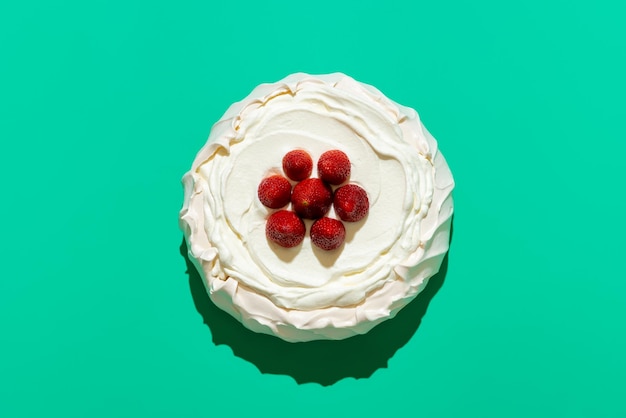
(180, 220), (452, 386)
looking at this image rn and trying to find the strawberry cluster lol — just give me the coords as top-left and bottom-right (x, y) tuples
(257, 149), (369, 251)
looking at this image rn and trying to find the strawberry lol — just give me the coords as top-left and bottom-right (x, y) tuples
(317, 150), (351, 185)
(282, 149), (313, 181)
(291, 178), (333, 219)
(333, 184), (369, 222)
(310, 217), (346, 251)
(257, 175), (292, 209)
(266, 210), (306, 248)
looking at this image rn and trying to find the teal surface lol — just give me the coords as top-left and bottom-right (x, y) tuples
(1, 1), (625, 417)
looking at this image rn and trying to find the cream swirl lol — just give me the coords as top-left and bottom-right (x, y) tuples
(180, 73), (454, 341)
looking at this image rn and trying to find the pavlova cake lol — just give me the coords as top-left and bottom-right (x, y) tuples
(179, 73), (454, 342)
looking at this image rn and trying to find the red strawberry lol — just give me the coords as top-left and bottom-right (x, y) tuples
(282, 149), (313, 181)
(291, 178), (333, 219)
(266, 210), (305, 248)
(258, 175), (292, 209)
(333, 184), (369, 222)
(310, 217), (346, 251)
(317, 150), (351, 185)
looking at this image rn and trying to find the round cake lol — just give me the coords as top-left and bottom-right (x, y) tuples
(179, 73), (454, 342)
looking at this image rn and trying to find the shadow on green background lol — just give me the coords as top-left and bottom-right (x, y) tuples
(179, 221), (452, 385)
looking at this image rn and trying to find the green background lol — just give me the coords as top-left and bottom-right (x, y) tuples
(1, 0), (625, 416)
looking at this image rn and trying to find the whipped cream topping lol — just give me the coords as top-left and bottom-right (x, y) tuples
(180, 73), (454, 341)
